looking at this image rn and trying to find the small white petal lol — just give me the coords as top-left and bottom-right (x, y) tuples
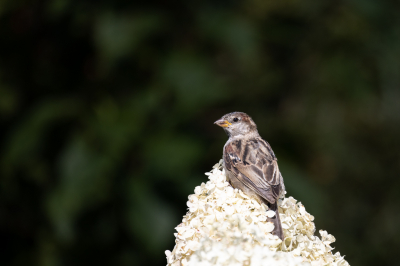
(265, 210), (276, 218)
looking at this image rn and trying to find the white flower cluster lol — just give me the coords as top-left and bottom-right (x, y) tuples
(165, 160), (350, 266)
(182, 215), (310, 266)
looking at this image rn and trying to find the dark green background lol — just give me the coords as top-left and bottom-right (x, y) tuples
(1, 0), (400, 265)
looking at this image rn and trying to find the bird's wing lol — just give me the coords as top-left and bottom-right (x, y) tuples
(224, 138), (282, 204)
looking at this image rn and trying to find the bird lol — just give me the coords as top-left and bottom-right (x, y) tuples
(214, 111), (285, 240)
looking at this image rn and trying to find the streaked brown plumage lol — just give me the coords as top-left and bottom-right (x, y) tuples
(215, 112), (285, 240)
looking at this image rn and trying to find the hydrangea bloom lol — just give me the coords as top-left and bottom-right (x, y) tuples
(166, 160), (350, 266)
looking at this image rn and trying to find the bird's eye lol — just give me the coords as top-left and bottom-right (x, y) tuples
(233, 117), (239, 122)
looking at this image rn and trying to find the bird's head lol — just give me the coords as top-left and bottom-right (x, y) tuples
(214, 112), (258, 138)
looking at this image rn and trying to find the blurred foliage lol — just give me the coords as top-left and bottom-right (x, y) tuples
(0, 0), (400, 266)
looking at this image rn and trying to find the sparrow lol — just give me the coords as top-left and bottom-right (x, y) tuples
(214, 112), (285, 240)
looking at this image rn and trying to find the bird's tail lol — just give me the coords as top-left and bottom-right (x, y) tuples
(266, 202), (284, 241)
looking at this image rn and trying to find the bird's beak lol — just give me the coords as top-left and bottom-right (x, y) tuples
(214, 119), (231, 128)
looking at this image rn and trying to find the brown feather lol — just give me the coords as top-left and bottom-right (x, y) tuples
(224, 138), (284, 202)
